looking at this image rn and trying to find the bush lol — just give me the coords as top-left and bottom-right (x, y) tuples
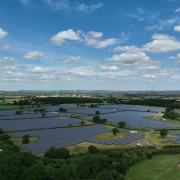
(45, 147), (70, 159)
(22, 135), (30, 144)
(88, 145), (98, 153)
(118, 121), (126, 128)
(92, 115), (101, 123)
(160, 129), (168, 138)
(95, 170), (125, 180)
(112, 128), (119, 136)
(0, 134), (10, 141)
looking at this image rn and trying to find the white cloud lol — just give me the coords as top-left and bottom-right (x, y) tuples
(31, 66), (47, 73)
(174, 25), (180, 32)
(113, 45), (142, 53)
(170, 54), (180, 64)
(170, 53), (180, 60)
(88, 31), (103, 38)
(175, 7), (180, 13)
(110, 48), (160, 70)
(51, 29), (119, 48)
(0, 28), (8, 39)
(144, 25), (158, 31)
(43, 0), (103, 13)
(143, 34), (180, 53)
(24, 51), (44, 60)
(0, 44), (10, 50)
(77, 2), (104, 12)
(143, 74), (156, 79)
(81, 30), (119, 48)
(86, 38), (118, 49)
(59, 56), (81, 64)
(51, 29), (80, 45)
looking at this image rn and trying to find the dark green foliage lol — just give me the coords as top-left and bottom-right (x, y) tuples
(59, 107), (67, 113)
(45, 147), (70, 159)
(95, 170), (125, 180)
(163, 107), (179, 119)
(92, 115), (107, 124)
(14, 97), (103, 106)
(160, 129), (168, 138)
(0, 128), (4, 134)
(118, 121), (126, 128)
(90, 104), (98, 108)
(22, 135), (30, 144)
(92, 115), (101, 123)
(41, 111), (46, 118)
(88, 145), (98, 153)
(80, 120), (85, 125)
(0, 134), (10, 141)
(120, 98), (180, 108)
(16, 110), (23, 115)
(0, 129), (174, 180)
(95, 110), (100, 115)
(112, 128), (119, 136)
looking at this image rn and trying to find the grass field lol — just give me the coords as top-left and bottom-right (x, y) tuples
(12, 136), (39, 146)
(67, 141), (139, 154)
(96, 132), (127, 140)
(147, 133), (175, 147)
(126, 154), (180, 180)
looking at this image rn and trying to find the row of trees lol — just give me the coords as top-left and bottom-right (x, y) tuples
(14, 97), (103, 106)
(163, 107), (179, 120)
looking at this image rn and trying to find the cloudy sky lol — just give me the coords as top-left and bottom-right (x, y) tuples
(0, 0), (180, 90)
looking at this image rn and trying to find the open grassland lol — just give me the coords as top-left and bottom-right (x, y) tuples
(67, 141), (140, 154)
(96, 132), (127, 140)
(12, 136), (39, 146)
(147, 133), (175, 147)
(126, 154), (180, 180)
(148, 112), (180, 125)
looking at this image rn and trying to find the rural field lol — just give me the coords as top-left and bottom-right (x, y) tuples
(1, 0), (180, 179)
(126, 154), (180, 180)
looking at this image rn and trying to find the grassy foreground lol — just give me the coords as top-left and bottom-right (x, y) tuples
(126, 154), (180, 180)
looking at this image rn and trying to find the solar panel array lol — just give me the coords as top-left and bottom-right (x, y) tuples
(100, 111), (177, 129)
(14, 125), (109, 153)
(0, 104), (179, 154)
(13, 125), (142, 153)
(0, 117), (80, 131)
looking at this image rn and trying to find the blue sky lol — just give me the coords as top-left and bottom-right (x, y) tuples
(0, 0), (180, 90)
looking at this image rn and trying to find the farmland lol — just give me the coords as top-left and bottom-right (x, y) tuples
(0, 101), (180, 154)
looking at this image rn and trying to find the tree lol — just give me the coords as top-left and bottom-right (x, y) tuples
(41, 111), (46, 118)
(0, 128), (3, 134)
(45, 147), (70, 159)
(160, 129), (168, 138)
(100, 118), (107, 124)
(16, 110), (23, 115)
(118, 121), (126, 128)
(92, 115), (101, 123)
(112, 128), (119, 136)
(59, 107), (67, 113)
(22, 135), (30, 144)
(95, 111), (100, 115)
(88, 145), (98, 153)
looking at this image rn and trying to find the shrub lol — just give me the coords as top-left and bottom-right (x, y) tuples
(118, 121), (126, 128)
(112, 128), (119, 136)
(88, 145), (98, 154)
(160, 129), (168, 138)
(22, 135), (30, 144)
(45, 147), (70, 159)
